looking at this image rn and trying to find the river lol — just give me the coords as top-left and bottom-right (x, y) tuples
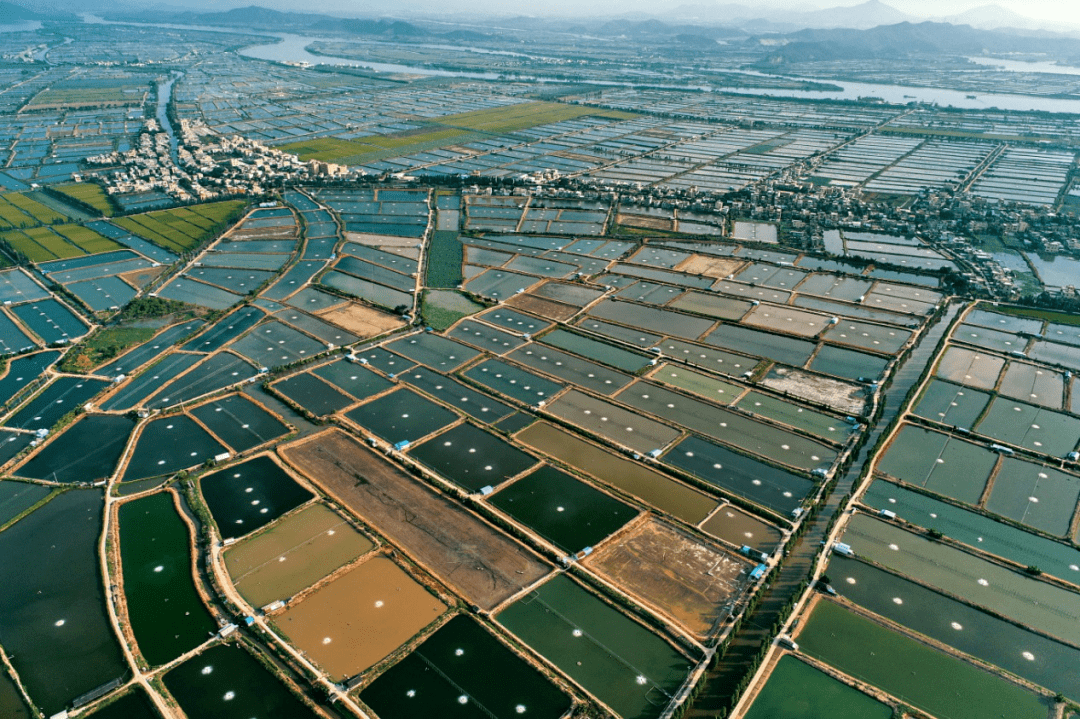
(239, 33), (500, 79)
(155, 74), (181, 166)
(968, 56), (1080, 77)
(684, 300), (963, 717)
(0, 21), (41, 33)
(76, 16), (1080, 113)
(238, 34), (1080, 112)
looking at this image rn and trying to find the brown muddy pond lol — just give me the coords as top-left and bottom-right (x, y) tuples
(276, 556), (446, 680)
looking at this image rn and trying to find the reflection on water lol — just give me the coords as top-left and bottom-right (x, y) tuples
(969, 55), (1080, 76)
(1024, 252), (1080, 288)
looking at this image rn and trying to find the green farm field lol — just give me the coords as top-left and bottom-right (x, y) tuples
(281, 102), (636, 164)
(112, 200), (246, 253)
(52, 183), (116, 217)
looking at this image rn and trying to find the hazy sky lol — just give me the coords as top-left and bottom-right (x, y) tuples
(168, 0), (1080, 28)
(332, 0), (1080, 26)
(827, 0), (1079, 22)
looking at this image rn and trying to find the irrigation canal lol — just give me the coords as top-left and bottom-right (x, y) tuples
(684, 300), (962, 717)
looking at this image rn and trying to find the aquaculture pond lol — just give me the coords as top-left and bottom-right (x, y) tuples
(0, 489), (126, 716)
(100, 353), (203, 411)
(121, 416), (228, 481)
(276, 556), (447, 680)
(462, 357), (565, 405)
(742, 654), (891, 719)
(910, 379), (990, 430)
(12, 298), (88, 344)
(15, 414), (135, 483)
(650, 364), (742, 406)
(497, 574), (693, 719)
(345, 387), (459, 445)
(273, 372), (354, 416)
(546, 389), (680, 454)
(798, 600), (1048, 719)
(700, 504), (784, 554)
(181, 306), (264, 352)
(0, 350), (59, 404)
(875, 424), (996, 505)
(146, 352), (257, 409)
(387, 333), (480, 371)
(843, 513), (1080, 645)
(587, 518), (748, 639)
(517, 421), (719, 524)
(360, 615), (572, 719)
(398, 367), (515, 423)
(986, 457), (1080, 536)
(311, 359), (393, 400)
(809, 345), (888, 381)
(163, 642), (320, 719)
(663, 435), (814, 515)
(511, 344), (632, 396)
(0, 479), (51, 526)
(225, 502), (373, 608)
(0, 430), (32, 465)
(618, 383), (835, 472)
(655, 339), (759, 377)
(0, 671), (31, 719)
(831, 555), (1080, 701)
(541, 328), (651, 372)
(447, 320), (526, 354)
(201, 456), (313, 539)
(975, 397), (1080, 456)
(861, 479), (1080, 585)
(118, 492), (216, 666)
(408, 422), (538, 492)
(489, 465), (638, 553)
(477, 307), (551, 335)
(4, 376), (109, 430)
(735, 391), (855, 443)
(189, 394), (290, 453)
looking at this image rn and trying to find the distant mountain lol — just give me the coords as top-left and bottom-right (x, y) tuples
(938, 4), (1070, 33)
(0, 1), (47, 20)
(111, 5), (426, 38)
(664, 0), (912, 31)
(761, 21), (1080, 63)
(569, 17), (742, 39)
(788, 0), (913, 30)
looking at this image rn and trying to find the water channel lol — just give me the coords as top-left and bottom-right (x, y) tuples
(155, 74), (181, 167)
(684, 300), (962, 717)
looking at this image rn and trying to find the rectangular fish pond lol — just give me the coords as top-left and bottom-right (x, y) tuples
(224, 502), (374, 609)
(360, 615), (572, 719)
(497, 574), (694, 719)
(275, 556), (447, 680)
(163, 642), (321, 719)
(796, 599), (1049, 719)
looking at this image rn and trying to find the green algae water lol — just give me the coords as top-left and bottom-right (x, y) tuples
(118, 492), (216, 666)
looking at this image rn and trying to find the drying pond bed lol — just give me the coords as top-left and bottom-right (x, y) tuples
(584, 518), (750, 639)
(281, 430), (549, 610)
